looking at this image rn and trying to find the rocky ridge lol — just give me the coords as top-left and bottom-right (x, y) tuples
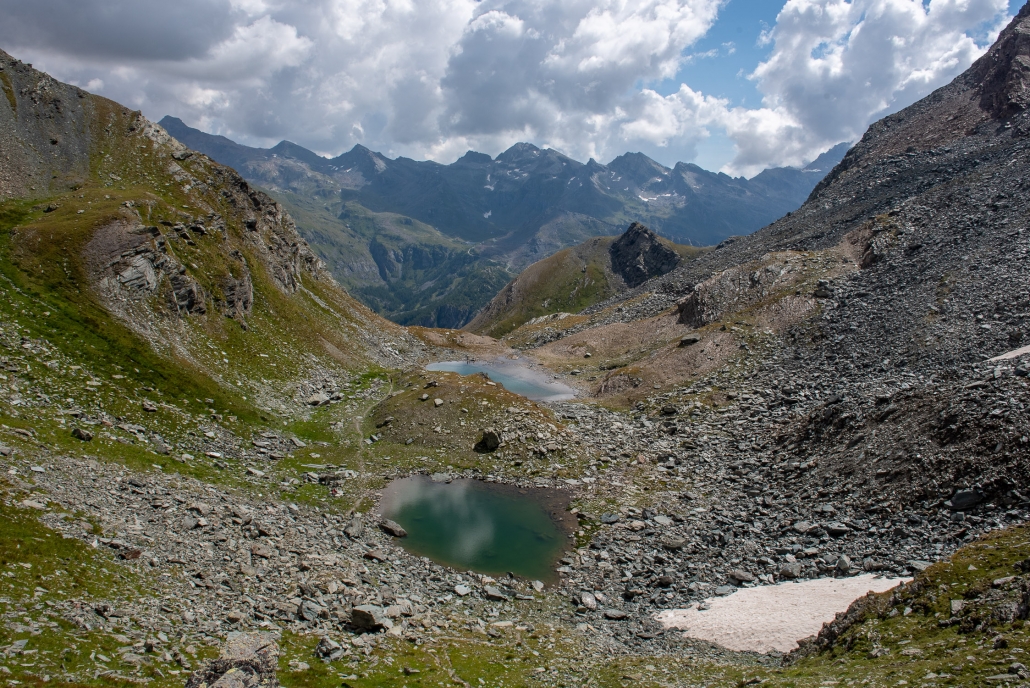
(160, 117), (846, 330)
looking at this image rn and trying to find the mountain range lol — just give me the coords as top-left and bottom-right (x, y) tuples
(160, 116), (848, 327)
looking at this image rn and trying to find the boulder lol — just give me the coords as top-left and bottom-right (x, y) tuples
(779, 562), (803, 579)
(949, 489), (984, 511)
(484, 585), (511, 601)
(836, 555), (852, 574)
(185, 632), (280, 688)
(728, 569), (756, 585)
(350, 605), (392, 632)
(315, 637), (344, 662)
(660, 537), (685, 550)
(678, 334), (701, 347)
(825, 522), (851, 537)
(908, 560), (933, 572)
(862, 557), (886, 572)
(378, 519), (407, 538)
(343, 518), (364, 539)
(792, 521), (814, 535)
(475, 428), (502, 453)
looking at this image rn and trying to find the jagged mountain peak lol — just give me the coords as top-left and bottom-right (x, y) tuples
(495, 141), (542, 164)
(156, 115), (850, 326)
(801, 142), (851, 173)
(456, 150), (493, 165)
(606, 151), (672, 185)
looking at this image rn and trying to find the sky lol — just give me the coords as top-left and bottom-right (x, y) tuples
(0, 0), (1021, 177)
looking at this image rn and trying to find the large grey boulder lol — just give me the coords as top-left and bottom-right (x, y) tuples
(185, 632), (280, 688)
(350, 604), (393, 632)
(475, 428), (502, 453)
(949, 489), (984, 511)
(379, 519), (408, 537)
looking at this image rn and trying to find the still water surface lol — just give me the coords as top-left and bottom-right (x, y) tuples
(426, 360), (575, 401)
(380, 476), (572, 581)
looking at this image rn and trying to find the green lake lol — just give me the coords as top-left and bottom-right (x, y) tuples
(380, 476), (573, 581)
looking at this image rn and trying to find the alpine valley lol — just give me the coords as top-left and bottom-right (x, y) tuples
(0, 4), (1028, 688)
(159, 116), (848, 329)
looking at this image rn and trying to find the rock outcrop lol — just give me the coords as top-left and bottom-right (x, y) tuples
(973, 0), (1030, 119)
(608, 223), (680, 288)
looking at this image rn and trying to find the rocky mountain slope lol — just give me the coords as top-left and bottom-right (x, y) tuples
(160, 116), (846, 328)
(466, 223), (704, 338)
(501, 2), (1030, 519)
(0, 49), (414, 399)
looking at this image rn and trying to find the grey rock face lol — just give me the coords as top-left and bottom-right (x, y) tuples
(972, 1), (1030, 119)
(170, 273), (207, 314)
(220, 272), (254, 324)
(0, 52), (93, 201)
(608, 223), (680, 288)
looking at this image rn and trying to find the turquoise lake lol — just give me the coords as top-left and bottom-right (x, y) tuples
(425, 360), (575, 401)
(380, 476), (573, 581)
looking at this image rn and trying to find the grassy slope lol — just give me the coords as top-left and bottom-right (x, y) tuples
(467, 235), (706, 339)
(0, 84), (420, 485)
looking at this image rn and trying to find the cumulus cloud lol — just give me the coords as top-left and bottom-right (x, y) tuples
(722, 0), (1011, 174)
(0, 0), (1013, 175)
(435, 0), (724, 161)
(0, 0), (236, 61)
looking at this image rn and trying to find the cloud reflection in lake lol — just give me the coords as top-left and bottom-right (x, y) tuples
(380, 476), (569, 581)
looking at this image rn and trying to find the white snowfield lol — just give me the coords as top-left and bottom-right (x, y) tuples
(988, 344), (1030, 361)
(655, 574), (910, 654)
